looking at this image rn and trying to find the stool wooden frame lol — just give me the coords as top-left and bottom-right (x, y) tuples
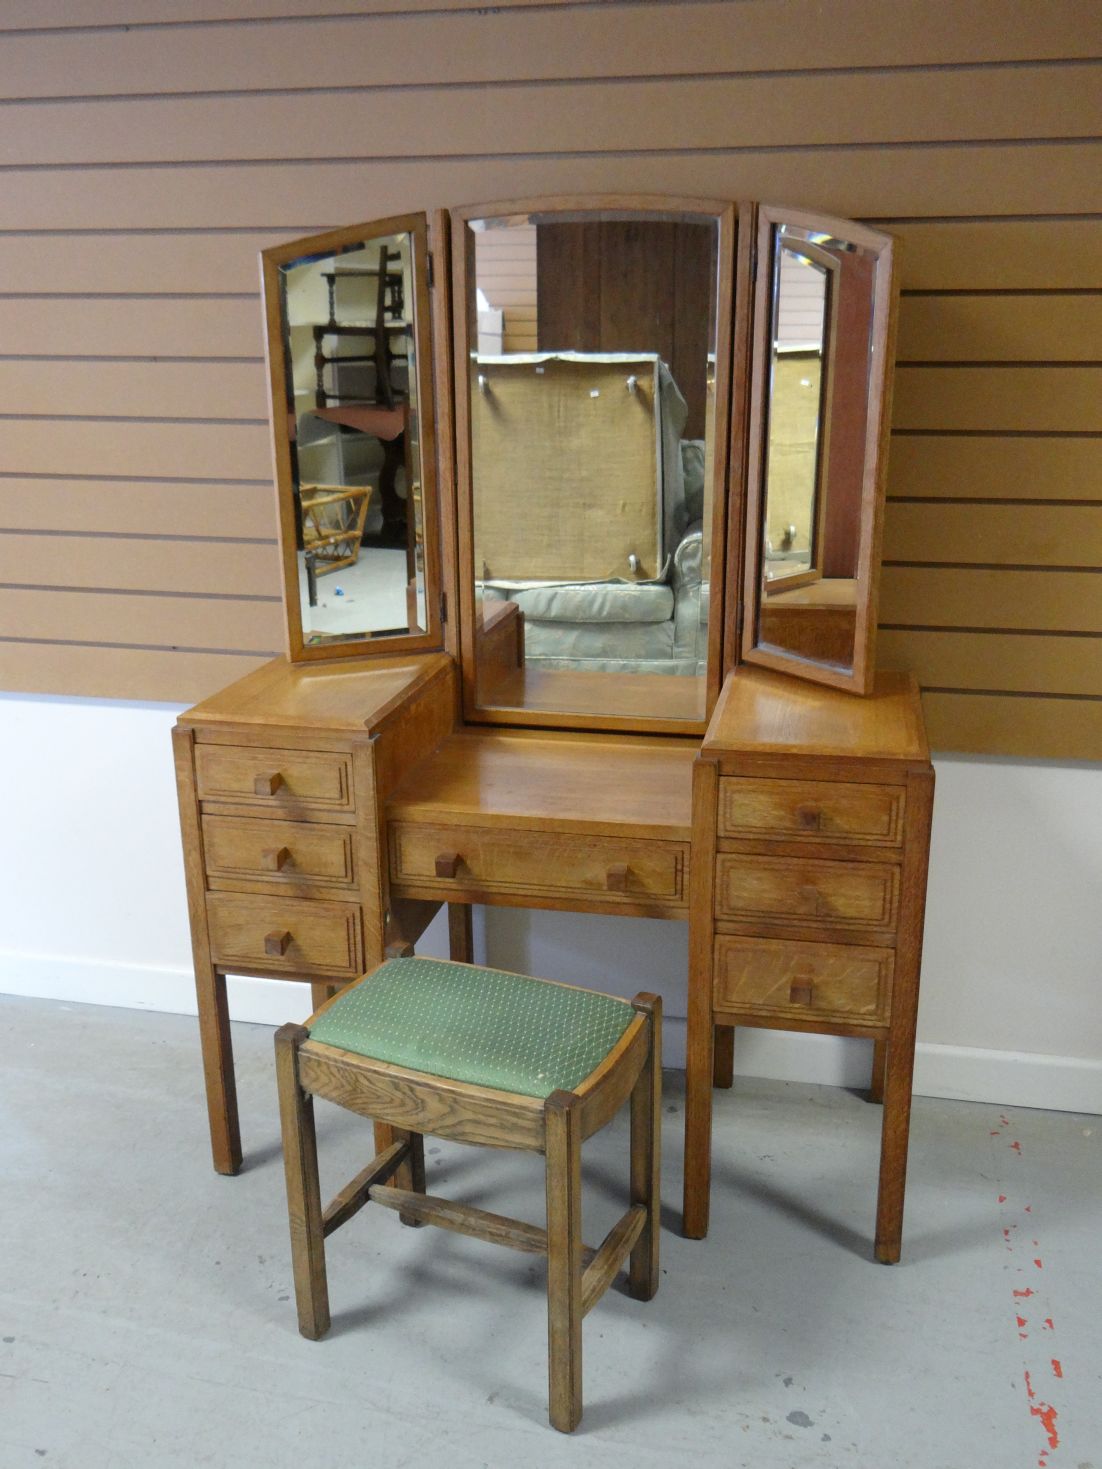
(274, 954), (662, 1433)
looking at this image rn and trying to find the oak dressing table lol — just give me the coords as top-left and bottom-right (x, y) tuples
(174, 196), (933, 1262)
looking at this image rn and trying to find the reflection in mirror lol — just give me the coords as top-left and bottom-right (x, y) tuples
(278, 232), (426, 645)
(464, 209), (721, 725)
(755, 221), (878, 675)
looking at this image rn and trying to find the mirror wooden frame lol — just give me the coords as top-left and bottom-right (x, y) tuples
(449, 194), (739, 736)
(740, 205), (898, 696)
(261, 213), (445, 663)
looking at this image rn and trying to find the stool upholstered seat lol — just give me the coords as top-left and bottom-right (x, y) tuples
(276, 948), (661, 1433)
(308, 956), (635, 1099)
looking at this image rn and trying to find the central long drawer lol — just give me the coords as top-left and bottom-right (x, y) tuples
(389, 820), (688, 911)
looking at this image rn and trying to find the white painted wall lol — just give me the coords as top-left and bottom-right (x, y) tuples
(1, 693), (1099, 1113)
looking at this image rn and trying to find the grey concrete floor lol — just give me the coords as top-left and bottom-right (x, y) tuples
(1, 995), (1099, 1469)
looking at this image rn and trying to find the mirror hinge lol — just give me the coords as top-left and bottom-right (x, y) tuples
(439, 591), (448, 624)
(427, 251), (435, 288)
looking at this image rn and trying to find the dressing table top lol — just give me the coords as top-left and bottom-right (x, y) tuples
(178, 652), (453, 734)
(705, 666), (929, 765)
(387, 725), (697, 841)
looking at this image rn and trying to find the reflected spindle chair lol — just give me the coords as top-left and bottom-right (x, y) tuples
(274, 949), (662, 1433)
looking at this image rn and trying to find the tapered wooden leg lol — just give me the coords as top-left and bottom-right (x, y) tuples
(545, 1090), (583, 1433)
(875, 766), (934, 1263)
(869, 1038), (888, 1104)
(713, 1023), (735, 1088)
(448, 902), (473, 963)
(683, 979), (714, 1239)
(629, 994), (661, 1300)
(683, 757), (718, 1239)
(875, 1040), (914, 1264)
(196, 965), (241, 1176)
(274, 1024), (330, 1338)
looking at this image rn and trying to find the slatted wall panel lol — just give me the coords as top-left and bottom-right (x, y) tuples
(0, 0), (1097, 754)
(473, 225), (538, 353)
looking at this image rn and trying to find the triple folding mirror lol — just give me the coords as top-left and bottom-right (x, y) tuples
(262, 199), (896, 714)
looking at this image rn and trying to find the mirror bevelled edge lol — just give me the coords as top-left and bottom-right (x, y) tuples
(739, 204), (898, 696)
(260, 213), (445, 663)
(449, 194), (738, 737)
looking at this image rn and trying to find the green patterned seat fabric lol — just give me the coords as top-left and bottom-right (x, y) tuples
(307, 957), (634, 1099)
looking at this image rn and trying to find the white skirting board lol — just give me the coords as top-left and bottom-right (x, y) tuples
(3, 948), (1099, 1116)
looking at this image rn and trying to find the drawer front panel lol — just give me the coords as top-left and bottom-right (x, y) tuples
(718, 777), (905, 847)
(715, 853), (899, 931)
(389, 822), (686, 907)
(714, 934), (892, 1024)
(206, 892), (363, 977)
(195, 745), (353, 813)
(202, 816), (355, 889)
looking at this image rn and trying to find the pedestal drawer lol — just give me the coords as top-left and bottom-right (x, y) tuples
(202, 816), (356, 891)
(715, 853), (899, 932)
(206, 892), (363, 978)
(714, 935), (892, 1025)
(718, 777), (904, 847)
(195, 744), (353, 814)
(389, 821), (687, 908)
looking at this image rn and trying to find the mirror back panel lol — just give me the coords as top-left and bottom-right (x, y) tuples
(452, 198), (735, 734)
(741, 206), (897, 695)
(262, 214), (443, 661)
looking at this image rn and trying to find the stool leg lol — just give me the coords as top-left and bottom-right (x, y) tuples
(629, 993), (662, 1301)
(545, 1090), (583, 1433)
(274, 1024), (330, 1340)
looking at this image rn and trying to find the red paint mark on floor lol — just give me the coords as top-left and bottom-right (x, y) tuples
(1025, 1204), (1032, 1212)
(1051, 1359), (1063, 1379)
(1025, 1370), (1035, 1400)
(1042, 1317), (1054, 1330)
(1034, 1258), (1044, 1269)
(1010, 1140), (1023, 1154)
(1030, 1400), (1059, 1451)
(1014, 1288), (1035, 1299)
(1017, 1315), (1028, 1329)
(998, 1193), (1007, 1203)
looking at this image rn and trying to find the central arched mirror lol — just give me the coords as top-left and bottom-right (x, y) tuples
(451, 198), (736, 733)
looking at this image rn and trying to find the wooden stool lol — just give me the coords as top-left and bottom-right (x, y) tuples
(275, 951), (662, 1433)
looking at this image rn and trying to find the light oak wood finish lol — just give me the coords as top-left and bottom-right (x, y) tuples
(718, 776), (905, 847)
(207, 892), (364, 980)
(174, 654), (457, 1172)
(171, 190), (935, 1273)
(684, 665), (934, 1258)
(391, 821), (688, 914)
(274, 972), (661, 1433)
(713, 935), (893, 1025)
(714, 854), (900, 934)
